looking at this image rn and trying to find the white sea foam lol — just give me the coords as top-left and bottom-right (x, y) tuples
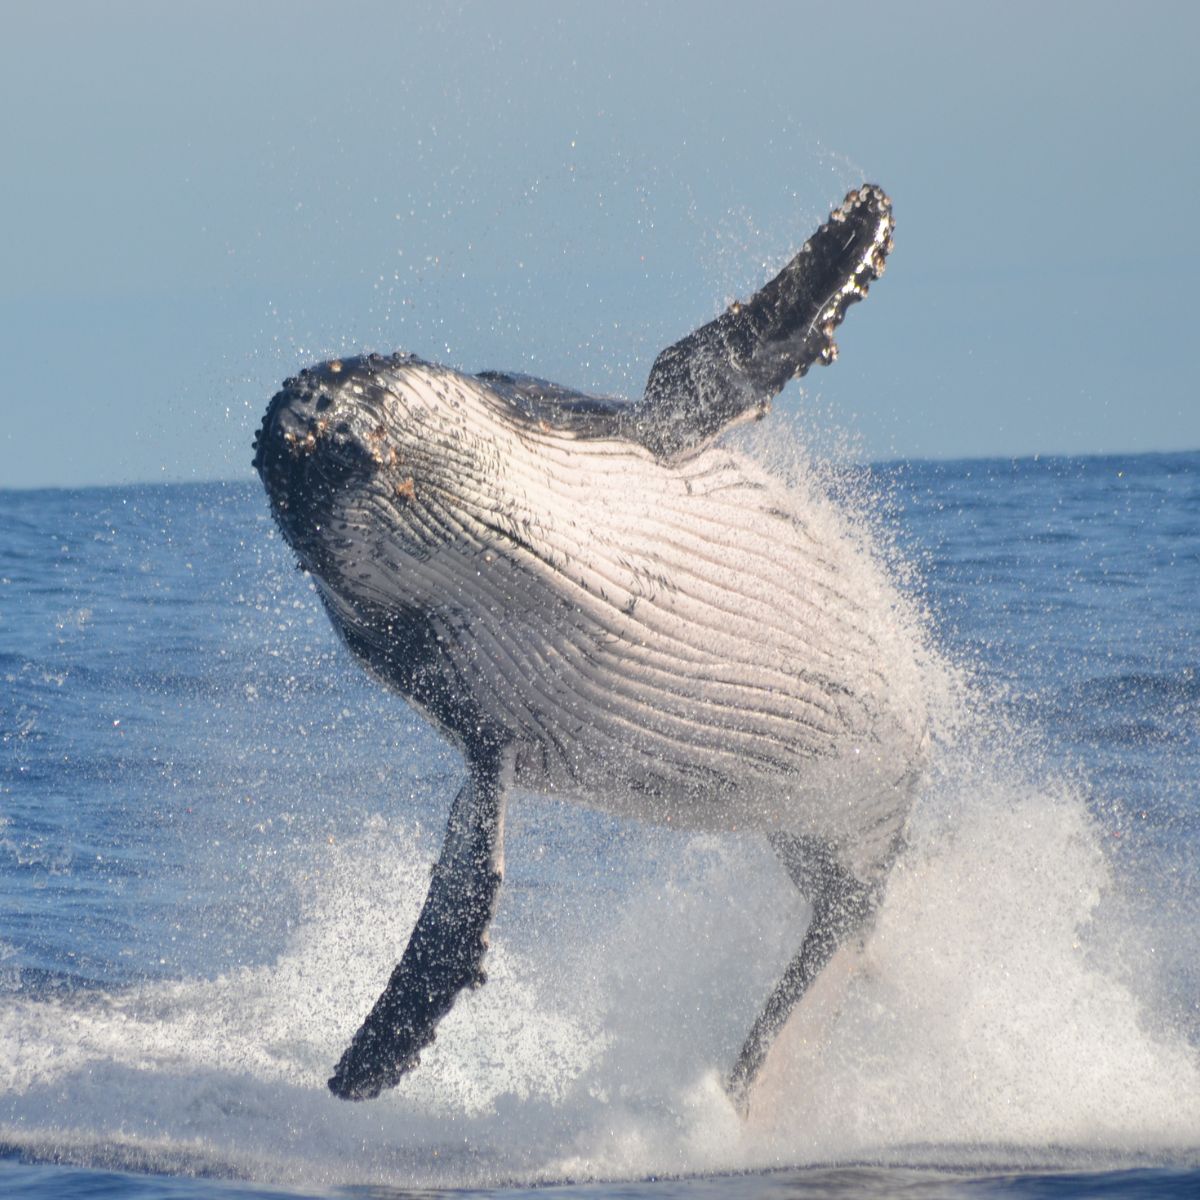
(2, 727), (1198, 1190)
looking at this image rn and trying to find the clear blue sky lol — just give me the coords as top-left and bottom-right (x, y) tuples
(2, 0), (1197, 488)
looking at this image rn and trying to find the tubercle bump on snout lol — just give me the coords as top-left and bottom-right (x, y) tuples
(253, 351), (422, 480)
(253, 353), (440, 565)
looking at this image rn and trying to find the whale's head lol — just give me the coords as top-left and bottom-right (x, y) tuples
(254, 353), (518, 631)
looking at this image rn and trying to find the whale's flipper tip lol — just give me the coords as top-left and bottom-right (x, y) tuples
(327, 1046), (417, 1102)
(325, 754), (509, 1102)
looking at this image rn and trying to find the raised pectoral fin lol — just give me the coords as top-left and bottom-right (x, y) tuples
(328, 750), (510, 1101)
(626, 185), (894, 459)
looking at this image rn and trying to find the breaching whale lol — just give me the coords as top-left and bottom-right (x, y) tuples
(253, 184), (927, 1106)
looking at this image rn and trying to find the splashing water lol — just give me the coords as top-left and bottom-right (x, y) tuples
(3, 754), (1197, 1189)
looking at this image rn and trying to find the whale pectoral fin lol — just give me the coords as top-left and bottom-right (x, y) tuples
(328, 748), (511, 1101)
(626, 185), (894, 460)
(725, 832), (877, 1111)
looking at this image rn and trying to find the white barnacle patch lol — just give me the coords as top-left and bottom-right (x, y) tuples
(283, 428), (318, 457)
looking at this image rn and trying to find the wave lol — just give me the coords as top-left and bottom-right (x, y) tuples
(2, 731), (1198, 1191)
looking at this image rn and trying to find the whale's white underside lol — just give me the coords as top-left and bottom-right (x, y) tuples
(316, 362), (927, 878)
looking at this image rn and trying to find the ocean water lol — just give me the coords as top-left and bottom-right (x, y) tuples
(1, 449), (1197, 1198)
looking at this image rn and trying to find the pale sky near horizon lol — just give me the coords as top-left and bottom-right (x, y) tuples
(2, 0), (1197, 489)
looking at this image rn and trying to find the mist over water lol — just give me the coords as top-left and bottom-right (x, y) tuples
(2, 449), (1198, 1194)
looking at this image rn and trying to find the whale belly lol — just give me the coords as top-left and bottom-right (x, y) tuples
(413, 431), (927, 877)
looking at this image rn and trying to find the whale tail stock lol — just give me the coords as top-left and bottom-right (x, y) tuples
(328, 746), (511, 1101)
(624, 184), (894, 459)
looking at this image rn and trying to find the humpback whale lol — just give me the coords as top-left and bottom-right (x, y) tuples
(253, 184), (927, 1106)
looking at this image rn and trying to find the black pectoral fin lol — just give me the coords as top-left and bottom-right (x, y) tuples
(328, 754), (510, 1101)
(626, 185), (894, 459)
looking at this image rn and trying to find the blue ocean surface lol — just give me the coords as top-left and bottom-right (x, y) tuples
(1, 449), (1198, 1198)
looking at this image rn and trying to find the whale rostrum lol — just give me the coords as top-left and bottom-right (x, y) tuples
(253, 184), (926, 1106)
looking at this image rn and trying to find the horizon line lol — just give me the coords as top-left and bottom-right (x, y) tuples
(3, 445), (1198, 497)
